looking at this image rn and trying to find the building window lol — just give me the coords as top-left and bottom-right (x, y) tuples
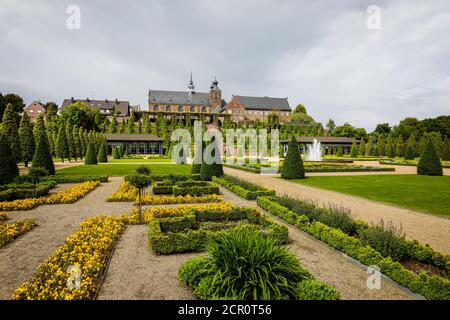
(202, 106), (207, 113)
(166, 106), (171, 112)
(178, 106), (183, 112)
(154, 105), (159, 111)
(190, 106), (195, 112)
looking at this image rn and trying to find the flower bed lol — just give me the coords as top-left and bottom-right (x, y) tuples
(0, 219), (37, 248)
(140, 194), (222, 205)
(107, 182), (138, 202)
(256, 196), (450, 300)
(146, 203), (288, 254)
(0, 181), (101, 211)
(212, 175), (275, 200)
(12, 215), (125, 300)
(43, 175), (109, 183)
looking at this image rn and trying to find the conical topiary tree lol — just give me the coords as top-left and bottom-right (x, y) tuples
(350, 138), (358, 158)
(386, 136), (396, 158)
(200, 137), (223, 181)
(113, 146), (121, 159)
(32, 131), (55, 175)
(1, 103), (21, 162)
(417, 139), (442, 176)
(19, 112), (35, 167)
(442, 136), (450, 161)
(97, 140), (108, 163)
(0, 132), (19, 184)
(84, 143), (98, 165)
(281, 136), (305, 179)
(404, 134), (416, 160)
(66, 123), (74, 161)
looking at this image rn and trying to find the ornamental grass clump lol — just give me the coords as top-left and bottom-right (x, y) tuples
(179, 227), (337, 300)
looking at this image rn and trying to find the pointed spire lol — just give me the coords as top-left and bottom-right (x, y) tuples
(188, 71), (195, 94)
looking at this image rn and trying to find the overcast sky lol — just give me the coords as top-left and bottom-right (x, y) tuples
(1, 0), (449, 131)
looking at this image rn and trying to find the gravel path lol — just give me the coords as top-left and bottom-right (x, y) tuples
(0, 177), (132, 300)
(224, 167), (450, 255)
(219, 187), (416, 300)
(97, 225), (196, 300)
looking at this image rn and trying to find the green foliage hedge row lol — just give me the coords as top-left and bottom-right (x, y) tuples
(152, 180), (220, 196)
(43, 175), (109, 183)
(212, 175), (275, 200)
(0, 181), (56, 201)
(149, 173), (201, 182)
(256, 196), (450, 300)
(148, 206), (288, 254)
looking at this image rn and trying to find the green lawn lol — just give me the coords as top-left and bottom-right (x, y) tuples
(56, 163), (191, 176)
(292, 174), (450, 217)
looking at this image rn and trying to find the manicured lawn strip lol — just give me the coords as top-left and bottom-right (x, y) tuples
(0, 219), (37, 248)
(0, 181), (100, 211)
(12, 216), (125, 300)
(292, 175), (450, 217)
(109, 158), (173, 163)
(56, 164), (192, 176)
(256, 196), (450, 300)
(212, 175), (275, 200)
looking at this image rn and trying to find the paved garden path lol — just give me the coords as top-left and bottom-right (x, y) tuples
(224, 167), (450, 255)
(219, 187), (416, 300)
(97, 225), (196, 300)
(0, 177), (131, 300)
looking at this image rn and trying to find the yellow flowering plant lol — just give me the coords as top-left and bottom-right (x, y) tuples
(106, 182), (138, 202)
(0, 181), (100, 212)
(12, 215), (124, 300)
(0, 219), (37, 248)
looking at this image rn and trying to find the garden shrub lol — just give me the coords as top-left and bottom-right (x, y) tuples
(295, 279), (340, 300)
(0, 181), (56, 201)
(179, 227), (338, 300)
(97, 141), (108, 163)
(357, 221), (408, 261)
(112, 146), (121, 159)
(0, 132), (20, 185)
(158, 214), (198, 233)
(84, 143), (97, 165)
(135, 165), (151, 175)
(41, 175), (109, 183)
(417, 139), (443, 176)
(281, 136), (305, 179)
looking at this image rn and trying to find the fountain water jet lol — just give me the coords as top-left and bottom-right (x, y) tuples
(307, 138), (322, 161)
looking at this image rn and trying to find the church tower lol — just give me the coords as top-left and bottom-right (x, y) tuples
(187, 72), (195, 95)
(209, 77), (222, 109)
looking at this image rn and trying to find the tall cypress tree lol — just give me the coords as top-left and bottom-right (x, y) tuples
(366, 136), (373, 156)
(0, 132), (19, 184)
(281, 136), (305, 179)
(66, 122), (75, 161)
(120, 119), (126, 133)
(1, 103), (21, 162)
(200, 137), (223, 181)
(33, 114), (46, 142)
(56, 120), (69, 162)
(72, 125), (81, 160)
(395, 136), (405, 157)
(404, 134), (417, 160)
(78, 127), (85, 158)
(110, 116), (118, 133)
(127, 115), (135, 133)
(386, 135), (395, 158)
(19, 112), (35, 167)
(358, 138), (366, 157)
(376, 136), (385, 157)
(32, 130), (55, 175)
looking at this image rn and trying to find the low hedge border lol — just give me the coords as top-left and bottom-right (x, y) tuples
(153, 180), (219, 196)
(212, 176), (275, 200)
(139, 194), (222, 205)
(0, 181), (57, 201)
(44, 175), (109, 183)
(379, 161), (450, 169)
(225, 163), (395, 173)
(147, 204), (288, 254)
(256, 196), (450, 300)
(150, 173), (201, 182)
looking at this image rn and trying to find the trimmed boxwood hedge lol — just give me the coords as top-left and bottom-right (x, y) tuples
(0, 181), (56, 201)
(212, 175), (275, 200)
(256, 196), (450, 300)
(148, 206), (288, 254)
(42, 175), (109, 183)
(152, 180), (220, 196)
